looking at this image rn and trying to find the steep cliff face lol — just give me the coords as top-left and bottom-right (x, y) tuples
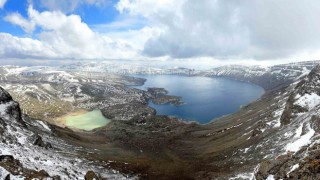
(0, 87), (25, 127)
(0, 87), (54, 179)
(280, 65), (320, 126)
(296, 65), (320, 95)
(254, 65), (320, 179)
(0, 87), (130, 179)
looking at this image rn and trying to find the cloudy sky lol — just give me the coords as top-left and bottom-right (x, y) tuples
(0, 0), (320, 66)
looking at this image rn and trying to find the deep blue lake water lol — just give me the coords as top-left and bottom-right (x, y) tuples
(133, 75), (264, 124)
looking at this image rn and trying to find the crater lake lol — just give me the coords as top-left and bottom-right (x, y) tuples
(133, 75), (264, 124)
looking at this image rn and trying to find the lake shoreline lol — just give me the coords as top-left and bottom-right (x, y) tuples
(54, 109), (89, 127)
(131, 74), (264, 123)
(55, 110), (110, 131)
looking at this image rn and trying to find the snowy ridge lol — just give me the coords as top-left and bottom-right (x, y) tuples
(0, 66), (147, 120)
(0, 87), (133, 179)
(202, 61), (320, 90)
(251, 65), (320, 179)
(60, 60), (320, 80)
(226, 64), (320, 179)
(295, 93), (320, 110)
(60, 61), (197, 75)
(59, 60), (320, 90)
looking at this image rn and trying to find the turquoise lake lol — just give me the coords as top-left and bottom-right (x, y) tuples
(133, 75), (264, 124)
(64, 110), (110, 130)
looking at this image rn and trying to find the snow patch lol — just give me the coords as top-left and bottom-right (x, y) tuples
(294, 124), (303, 138)
(295, 93), (320, 110)
(0, 102), (11, 115)
(287, 163), (299, 176)
(297, 67), (310, 79)
(271, 107), (285, 128)
(286, 124), (315, 152)
(0, 167), (24, 179)
(229, 173), (253, 180)
(266, 174), (275, 180)
(37, 120), (51, 132)
(0, 147), (12, 155)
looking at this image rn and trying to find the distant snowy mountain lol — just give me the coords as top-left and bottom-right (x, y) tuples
(201, 61), (319, 90)
(60, 60), (320, 90)
(60, 62), (197, 75)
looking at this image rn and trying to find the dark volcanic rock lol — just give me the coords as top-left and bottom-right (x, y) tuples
(147, 88), (168, 97)
(147, 87), (183, 106)
(0, 155), (15, 163)
(0, 118), (6, 135)
(102, 103), (156, 121)
(296, 65), (320, 95)
(28, 134), (53, 149)
(0, 87), (25, 127)
(255, 143), (320, 180)
(151, 95), (183, 106)
(0, 88), (13, 104)
(280, 94), (296, 126)
(310, 115), (320, 132)
(84, 171), (101, 180)
(280, 94), (308, 126)
(255, 154), (292, 180)
(0, 155), (58, 179)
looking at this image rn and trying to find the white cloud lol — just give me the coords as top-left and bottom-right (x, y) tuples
(117, 0), (320, 60)
(0, 33), (56, 59)
(3, 0), (320, 63)
(92, 17), (146, 32)
(0, 0), (6, 9)
(1, 6), (139, 60)
(4, 13), (35, 33)
(98, 26), (163, 50)
(116, 0), (185, 18)
(34, 0), (108, 12)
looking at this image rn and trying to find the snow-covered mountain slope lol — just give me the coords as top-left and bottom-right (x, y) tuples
(59, 60), (320, 90)
(174, 63), (320, 179)
(251, 65), (320, 179)
(0, 66), (148, 121)
(0, 87), (133, 179)
(201, 61), (319, 90)
(60, 61), (197, 75)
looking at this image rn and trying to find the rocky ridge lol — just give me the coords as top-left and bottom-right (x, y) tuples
(252, 65), (320, 179)
(0, 87), (133, 179)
